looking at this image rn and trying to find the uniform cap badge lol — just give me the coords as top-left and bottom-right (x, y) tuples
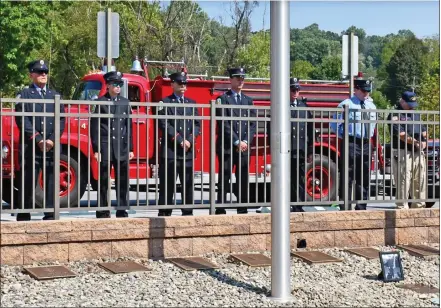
(410, 96), (417, 101)
(293, 78), (297, 82)
(117, 72), (121, 76)
(181, 71), (185, 76)
(366, 80), (370, 85)
(40, 60), (44, 65)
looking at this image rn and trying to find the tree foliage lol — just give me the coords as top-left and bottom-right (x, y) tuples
(0, 0), (439, 115)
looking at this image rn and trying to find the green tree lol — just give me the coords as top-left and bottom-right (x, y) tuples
(310, 55), (341, 80)
(384, 37), (427, 103)
(236, 31), (270, 77)
(0, 1), (53, 96)
(291, 60), (314, 79)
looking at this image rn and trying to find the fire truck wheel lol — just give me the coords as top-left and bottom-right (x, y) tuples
(1, 179), (19, 206)
(305, 157), (337, 202)
(34, 154), (87, 208)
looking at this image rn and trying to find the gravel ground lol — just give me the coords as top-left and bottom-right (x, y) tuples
(1, 245), (439, 307)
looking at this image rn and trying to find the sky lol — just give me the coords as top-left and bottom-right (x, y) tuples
(197, 0), (440, 38)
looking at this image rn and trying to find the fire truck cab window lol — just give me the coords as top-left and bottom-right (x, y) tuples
(128, 85), (141, 108)
(72, 80), (102, 101)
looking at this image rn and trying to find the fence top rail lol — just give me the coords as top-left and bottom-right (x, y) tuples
(2, 98), (440, 116)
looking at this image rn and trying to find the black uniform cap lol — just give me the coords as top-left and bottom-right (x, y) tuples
(103, 71), (123, 83)
(354, 79), (372, 92)
(228, 67), (246, 78)
(169, 72), (188, 84)
(28, 60), (49, 73)
(290, 77), (301, 90)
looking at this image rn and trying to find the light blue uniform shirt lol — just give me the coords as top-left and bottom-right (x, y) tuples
(330, 96), (377, 139)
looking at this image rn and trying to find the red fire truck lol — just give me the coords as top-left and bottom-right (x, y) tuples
(1, 59), (385, 207)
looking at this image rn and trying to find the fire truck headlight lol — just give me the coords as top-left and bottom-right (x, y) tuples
(2, 145), (9, 159)
(265, 164), (271, 173)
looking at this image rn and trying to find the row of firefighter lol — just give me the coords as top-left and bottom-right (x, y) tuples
(1, 60), (438, 221)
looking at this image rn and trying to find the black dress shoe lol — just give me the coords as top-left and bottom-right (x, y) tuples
(237, 208), (248, 214)
(215, 209), (226, 215)
(42, 215), (55, 220)
(16, 213), (31, 221)
(116, 210), (128, 218)
(181, 210), (193, 216)
(96, 210), (111, 218)
(158, 210), (172, 217)
(290, 206), (304, 213)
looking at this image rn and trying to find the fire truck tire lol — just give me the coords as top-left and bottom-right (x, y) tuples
(34, 154), (87, 208)
(305, 157), (337, 202)
(1, 179), (19, 206)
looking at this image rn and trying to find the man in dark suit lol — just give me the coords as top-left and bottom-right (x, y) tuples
(215, 68), (257, 214)
(15, 60), (65, 221)
(288, 78), (314, 212)
(157, 72), (201, 216)
(91, 71), (134, 218)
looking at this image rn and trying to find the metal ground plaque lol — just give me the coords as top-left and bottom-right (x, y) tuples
(396, 284), (439, 294)
(397, 245), (440, 258)
(168, 257), (219, 271)
(345, 247), (380, 259)
(230, 253), (271, 267)
(23, 266), (76, 280)
(97, 261), (150, 274)
(291, 251), (342, 264)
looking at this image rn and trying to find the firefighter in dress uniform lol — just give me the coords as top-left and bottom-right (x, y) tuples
(330, 79), (377, 210)
(388, 91), (427, 209)
(215, 68), (257, 214)
(14, 60), (65, 221)
(288, 78), (315, 212)
(91, 71), (134, 218)
(157, 72), (201, 216)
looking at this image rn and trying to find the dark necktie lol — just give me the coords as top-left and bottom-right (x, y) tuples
(236, 94), (241, 105)
(41, 89), (46, 98)
(360, 100), (369, 139)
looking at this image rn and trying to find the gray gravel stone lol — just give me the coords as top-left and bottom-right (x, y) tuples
(0, 246), (439, 307)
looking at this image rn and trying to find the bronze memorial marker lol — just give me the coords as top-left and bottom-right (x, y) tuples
(396, 284), (440, 294)
(345, 247), (380, 259)
(23, 266), (76, 280)
(97, 261), (151, 274)
(230, 253), (272, 267)
(167, 257), (219, 271)
(397, 245), (440, 258)
(291, 251), (343, 265)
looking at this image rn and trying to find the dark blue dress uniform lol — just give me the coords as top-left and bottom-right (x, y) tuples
(215, 68), (257, 214)
(330, 79), (377, 210)
(14, 60), (65, 221)
(90, 71), (133, 218)
(288, 78), (315, 209)
(158, 72), (201, 216)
